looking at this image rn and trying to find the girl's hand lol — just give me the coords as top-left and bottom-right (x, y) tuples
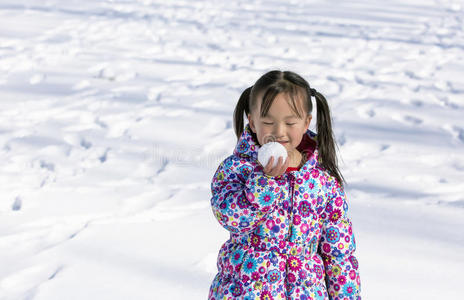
(263, 156), (289, 177)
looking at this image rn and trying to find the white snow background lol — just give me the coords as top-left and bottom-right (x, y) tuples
(0, 0), (463, 299)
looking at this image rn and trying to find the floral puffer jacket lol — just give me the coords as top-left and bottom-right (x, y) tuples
(208, 124), (361, 300)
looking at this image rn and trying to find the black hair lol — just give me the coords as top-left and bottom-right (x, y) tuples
(233, 70), (345, 186)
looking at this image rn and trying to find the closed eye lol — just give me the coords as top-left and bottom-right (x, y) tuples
(263, 122), (296, 125)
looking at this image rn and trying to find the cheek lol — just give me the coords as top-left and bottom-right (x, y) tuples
(289, 129), (304, 143)
(256, 127), (273, 144)
(256, 125), (269, 135)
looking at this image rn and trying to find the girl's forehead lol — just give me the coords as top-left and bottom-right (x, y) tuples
(258, 92), (306, 118)
(264, 113), (298, 119)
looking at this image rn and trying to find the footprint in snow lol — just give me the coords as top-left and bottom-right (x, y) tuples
(403, 115), (423, 125)
(12, 196), (22, 211)
(80, 138), (92, 149)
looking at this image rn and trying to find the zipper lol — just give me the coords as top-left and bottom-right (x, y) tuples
(287, 173), (296, 240)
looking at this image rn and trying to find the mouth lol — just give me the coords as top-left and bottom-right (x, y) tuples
(277, 141), (289, 144)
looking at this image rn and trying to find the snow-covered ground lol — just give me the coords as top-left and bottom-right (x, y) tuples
(0, 0), (463, 299)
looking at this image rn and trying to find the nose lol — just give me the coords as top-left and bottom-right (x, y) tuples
(274, 123), (285, 138)
(263, 124), (286, 143)
(270, 123), (285, 141)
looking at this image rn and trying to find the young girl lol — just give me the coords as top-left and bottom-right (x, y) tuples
(208, 70), (361, 300)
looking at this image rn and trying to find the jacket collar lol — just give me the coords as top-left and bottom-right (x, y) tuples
(233, 123), (320, 172)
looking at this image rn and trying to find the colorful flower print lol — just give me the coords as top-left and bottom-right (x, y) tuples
(266, 219), (275, 229)
(258, 192), (274, 206)
(343, 282), (356, 296)
(260, 290), (274, 300)
(349, 255), (359, 270)
(298, 200), (311, 217)
(231, 248), (244, 265)
(329, 209), (342, 223)
(314, 265), (324, 279)
(288, 256), (303, 272)
(314, 285), (326, 300)
(332, 264), (341, 277)
(243, 256), (258, 274)
(237, 194), (249, 209)
(237, 139), (249, 153)
(326, 226), (340, 243)
(230, 281), (244, 296)
(338, 275), (347, 285)
(267, 269), (281, 283)
(258, 176), (269, 187)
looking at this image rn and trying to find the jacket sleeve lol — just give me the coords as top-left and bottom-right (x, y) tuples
(318, 178), (361, 300)
(210, 155), (284, 233)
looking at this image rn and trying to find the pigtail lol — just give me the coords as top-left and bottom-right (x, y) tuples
(312, 89), (345, 187)
(233, 86), (253, 140)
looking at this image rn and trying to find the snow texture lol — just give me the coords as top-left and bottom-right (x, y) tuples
(0, 0), (463, 299)
(257, 142), (288, 168)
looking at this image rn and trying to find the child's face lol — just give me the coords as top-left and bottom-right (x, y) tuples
(247, 92), (312, 152)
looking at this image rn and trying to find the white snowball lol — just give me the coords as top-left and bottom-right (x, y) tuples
(257, 142), (288, 168)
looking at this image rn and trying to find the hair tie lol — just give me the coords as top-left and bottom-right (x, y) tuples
(310, 88), (317, 97)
